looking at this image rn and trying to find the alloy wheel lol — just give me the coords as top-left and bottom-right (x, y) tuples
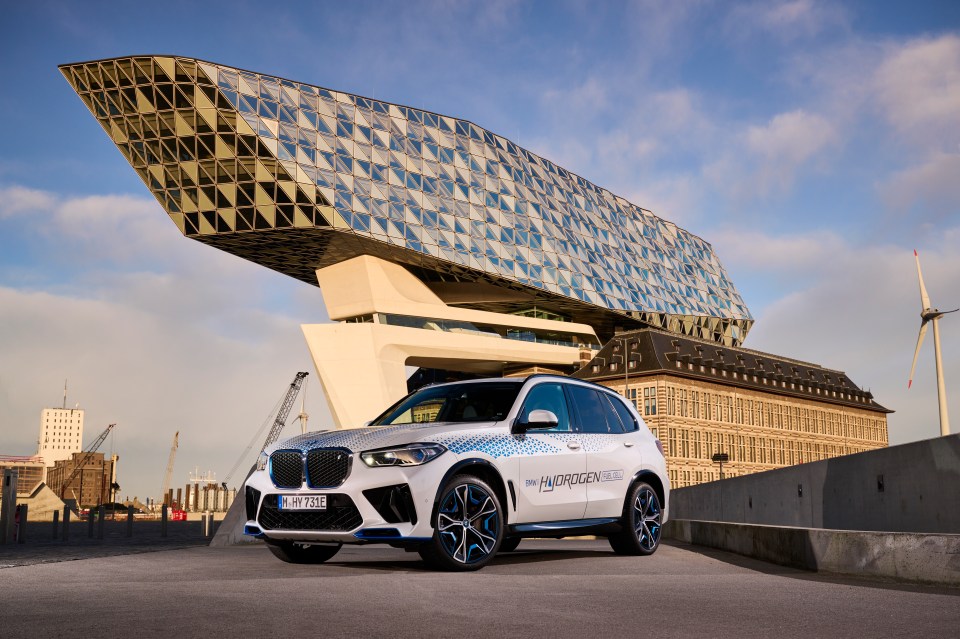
(634, 486), (662, 551)
(437, 483), (500, 564)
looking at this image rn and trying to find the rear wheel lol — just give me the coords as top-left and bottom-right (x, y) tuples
(267, 541), (342, 564)
(419, 475), (503, 571)
(609, 481), (662, 556)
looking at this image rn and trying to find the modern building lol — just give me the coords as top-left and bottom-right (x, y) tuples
(61, 55), (887, 486)
(46, 452), (119, 507)
(60, 55), (752, 429)
(575, 329), (889, 487)
(37, 406), (84, 468)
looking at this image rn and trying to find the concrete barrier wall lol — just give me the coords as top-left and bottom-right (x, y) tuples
(664, 519), (960, 587)
(669, 434), (960, 533)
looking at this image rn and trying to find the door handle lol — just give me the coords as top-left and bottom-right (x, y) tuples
(623, 441), (635, 448)
(567, 441), (581, 450)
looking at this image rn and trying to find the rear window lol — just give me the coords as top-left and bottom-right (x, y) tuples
(568, 385), (619, 434)
(606, 394), (639, 431)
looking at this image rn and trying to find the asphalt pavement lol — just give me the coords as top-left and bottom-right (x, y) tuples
(1, 539), (957, 638)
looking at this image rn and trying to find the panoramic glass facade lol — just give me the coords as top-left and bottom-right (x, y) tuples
(60, 56), (753, 345)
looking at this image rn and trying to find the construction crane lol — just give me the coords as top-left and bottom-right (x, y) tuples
(221, 372), (308, 489)
(160, 431), (179, 506)
(58, 423), (116, 500)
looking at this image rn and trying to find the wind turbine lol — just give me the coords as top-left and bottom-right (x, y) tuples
(908, 250), (957, 436)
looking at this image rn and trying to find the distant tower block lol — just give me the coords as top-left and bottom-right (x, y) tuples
(37, 381), (84, 468)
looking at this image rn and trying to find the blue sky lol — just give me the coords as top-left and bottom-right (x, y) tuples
(1, 0), (958, 500)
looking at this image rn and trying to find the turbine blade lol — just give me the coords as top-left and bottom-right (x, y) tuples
(908, 321), (929, 388)
(914, 249), (931, 309)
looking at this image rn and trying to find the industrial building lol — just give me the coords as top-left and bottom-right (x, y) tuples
(61, 55), (888, 489)
(46, 452), (118, 508)
(0, 456), (46, 494)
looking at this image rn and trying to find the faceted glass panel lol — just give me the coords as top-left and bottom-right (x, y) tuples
(61, 56), (753, 346)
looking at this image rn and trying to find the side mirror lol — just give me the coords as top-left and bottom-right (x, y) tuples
(514, 409), (559, 433)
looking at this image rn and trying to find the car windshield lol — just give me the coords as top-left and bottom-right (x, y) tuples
(371, 382), (523, 425)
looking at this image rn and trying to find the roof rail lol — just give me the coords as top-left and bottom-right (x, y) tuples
(523, 372), (617, 393)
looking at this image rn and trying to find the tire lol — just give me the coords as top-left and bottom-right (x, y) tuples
(499, 535), (522, 553)
(419, 475), (504, 571)
(608, 481), (663, 556)
(267, 541), (342, 564)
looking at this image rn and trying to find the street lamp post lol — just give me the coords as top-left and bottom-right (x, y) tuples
(712, 452), (729, 480)
(618, 336), (639, 408)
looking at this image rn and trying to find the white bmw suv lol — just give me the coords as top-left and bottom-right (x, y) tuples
(243, 374), (669, 571)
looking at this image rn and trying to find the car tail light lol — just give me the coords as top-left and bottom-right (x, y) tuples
(655, 439), (665, 457)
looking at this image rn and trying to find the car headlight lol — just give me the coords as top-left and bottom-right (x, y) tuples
(361, 443), (446, 467)
(256, 452), (268, 472)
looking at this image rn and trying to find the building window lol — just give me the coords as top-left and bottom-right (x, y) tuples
(643, 387), (657, 416)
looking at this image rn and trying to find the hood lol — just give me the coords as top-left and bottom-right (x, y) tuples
(272, 421), (500, 454)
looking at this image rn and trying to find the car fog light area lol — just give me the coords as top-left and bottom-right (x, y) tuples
(361, 443), (446, 467)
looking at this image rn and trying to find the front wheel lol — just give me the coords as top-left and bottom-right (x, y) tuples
(608, 481), (662, 556)
(267, 541), (342, 564)
(419, 475), (503, 571)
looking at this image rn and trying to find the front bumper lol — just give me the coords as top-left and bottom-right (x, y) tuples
(243, 450), (451, 544)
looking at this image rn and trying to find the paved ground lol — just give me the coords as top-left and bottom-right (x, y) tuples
(1, 539), (957, 638)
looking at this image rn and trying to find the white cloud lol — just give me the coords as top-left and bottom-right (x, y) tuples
(726, 0), (848, 42)
(706, 109), (837, 202)
(725, 227), (960, 446)
(0, 285), (331, 503)
(0, 187), (332, 501)
(880, 152), (960, 222)
(747, 110), (835, 187)
(874, 34), (960, 149)
(0, 186), (57, 218)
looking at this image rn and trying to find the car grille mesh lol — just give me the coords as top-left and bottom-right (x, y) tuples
(306, 449), (351, 487)
(257, 494), (363, 532)
(269, 451), (303, 488)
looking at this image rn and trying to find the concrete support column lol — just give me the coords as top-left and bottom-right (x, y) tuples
(0, 469), (17, 544)
(62, 506), (71, 542)
(17, 504), (28, 543)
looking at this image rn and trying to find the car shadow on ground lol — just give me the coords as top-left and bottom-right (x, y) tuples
(664, 540), (960, 596)
(319, 547), (614, 573)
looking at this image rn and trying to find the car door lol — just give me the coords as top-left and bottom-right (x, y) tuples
(566, 385), (635, 519)
(514, 382), (587, 523)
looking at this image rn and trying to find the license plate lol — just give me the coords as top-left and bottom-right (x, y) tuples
(278, 495), (327, 511)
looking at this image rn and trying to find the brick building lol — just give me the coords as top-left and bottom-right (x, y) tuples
(575, 329), (890, 488)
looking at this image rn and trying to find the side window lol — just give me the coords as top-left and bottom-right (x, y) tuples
(519, 383), (571, 432)
(600, 394), (627, 433)
(606, 394), (639, 432)
(567, 385), (613, 434)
